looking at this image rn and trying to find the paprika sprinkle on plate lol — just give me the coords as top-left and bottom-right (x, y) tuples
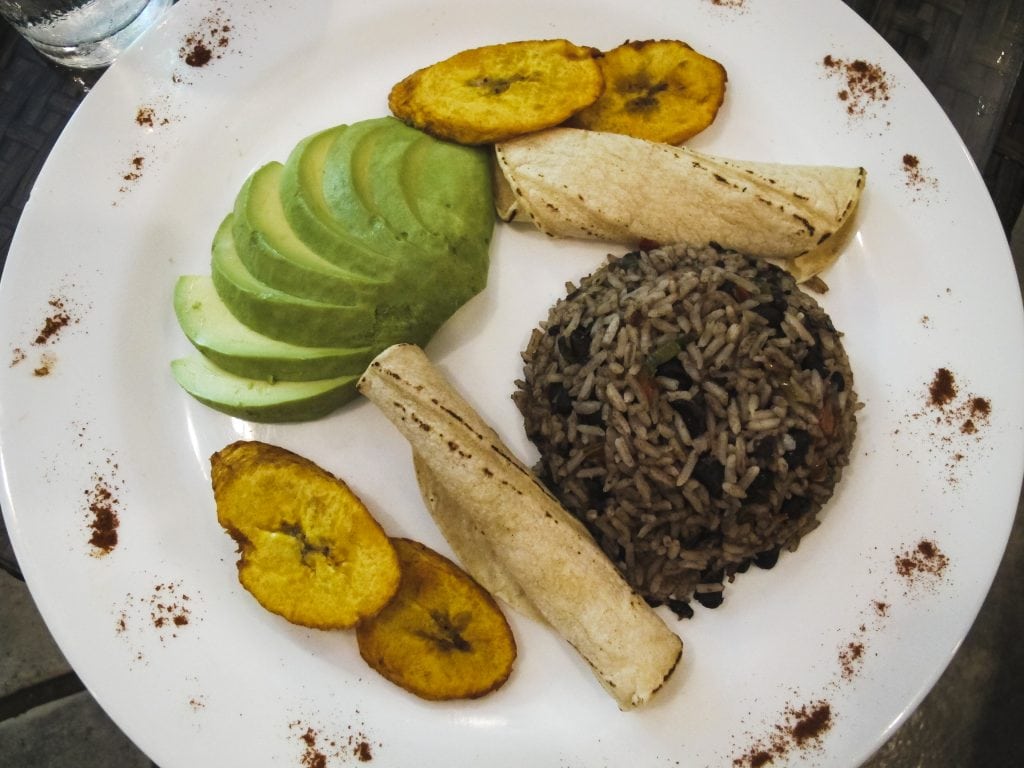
(895, 539), (950, 584)
(822, 54), (893, 118)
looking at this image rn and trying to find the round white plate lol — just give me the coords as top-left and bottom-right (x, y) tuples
(2, 1), (1022, 766)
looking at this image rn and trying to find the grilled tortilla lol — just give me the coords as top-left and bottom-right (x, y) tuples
(493, 127), (866, 281)
(413, 454), (544, 623)
(358, 343), (682, 709)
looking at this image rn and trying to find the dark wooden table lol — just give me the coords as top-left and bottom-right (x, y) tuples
(2, 2), (1023, 766)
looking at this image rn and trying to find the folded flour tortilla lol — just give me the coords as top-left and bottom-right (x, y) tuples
(357, 343), (683, 709)
(494, 127), (866, 281)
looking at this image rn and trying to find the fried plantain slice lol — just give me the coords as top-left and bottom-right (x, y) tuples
(211, 441), (400, 629)
(388, 39), (604, 145)
(356, 538), (516, 700)
(567, 39), (727, 144)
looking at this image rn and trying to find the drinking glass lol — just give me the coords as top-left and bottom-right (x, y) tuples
(0, 0), (172, 69)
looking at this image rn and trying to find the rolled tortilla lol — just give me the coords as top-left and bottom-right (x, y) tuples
(494, 127), (866, 281)
(358, 343), (682, 709)
(413, 453), (544, 623)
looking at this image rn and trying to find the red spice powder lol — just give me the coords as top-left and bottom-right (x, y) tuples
(300, 727), (327, 768)
(355, 740), (373, 762)
(911, 368), (993, 483)
(823, 55), (893, 117)
(928, 368), (957, 407)
(33, 353), (56, 377)
(901, 153), (939, 198)
(733, 699), (835, 766)
(839, 641), (866, 680)
(34, 297), (73, 345)
(135, 105), (170, 127)
(148, 582), (192, 637)
(118, 155), (147, 193)
(790, 701), (833, 746)
(184, 42), (212, 67)
(896, 539), (950, 581)
(86, 479), (120, 554)
(179, 10), (233, 69)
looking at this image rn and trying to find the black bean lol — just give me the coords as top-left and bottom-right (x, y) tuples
(745, 469), (775, 504)
(692, 455), (725, 499)
(753, 302), (785, 328)
(666, 599), (694, 620)
(830, 370), (846, 392)
(557, 324), (591, 363)
(785, 429), (811, 466)
(655, 357), (693, 389)
(582, 477), (608, 510)
(801, 343), (827, 375)
(694, 590), (724, 609)
(546, 383), (573, 415)
(753, 436), (777, 463)
(780, 494), (812, 520)
(670, 395), (707, 437)
(753, 547), (780, 569)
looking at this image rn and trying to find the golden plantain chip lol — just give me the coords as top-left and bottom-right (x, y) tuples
(567, 39), (727, 144)
(356, 538), (516, 701)
(388, 39), (604, 145)
(211, 441), (401, 630)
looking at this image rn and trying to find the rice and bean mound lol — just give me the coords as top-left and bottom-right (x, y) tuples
(514, 244), (859, 616)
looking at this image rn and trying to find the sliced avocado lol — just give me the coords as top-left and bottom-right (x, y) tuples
(232, 162), (392, 304)
(401, 132), (495, 257)
(172, 117), (499, 423)
(321, 117), (445, 257)
(278, 125), (396, 277)
(210, 214), (397, 348)
(174, 275), (375, 381)
(394, 133), (494, 318)
(319, 118), (403, 248)
(171, 355), (358, 423)
(324, 118), (493, 334)
(332, 117), (454, 259)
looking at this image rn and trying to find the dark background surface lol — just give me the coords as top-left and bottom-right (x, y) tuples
(2, 1), (1023, 766)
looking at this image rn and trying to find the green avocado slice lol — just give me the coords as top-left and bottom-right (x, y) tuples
(325, 119), (494, 333)
(232, 162), (391, 304)
(319, 117), (423, 255)
(174, 275), (375, 381)
(172, 117), (498, 423)
(278, 125), (397, 277)
(210, 214), (401, 348)
(327, 117), (452, 260)
(171, 355), (358, 423)
(400, 132), (495, 257)
(322, 117), (450, 259)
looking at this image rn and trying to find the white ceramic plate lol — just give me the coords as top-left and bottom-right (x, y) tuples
(2, 1), (1022, 766)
